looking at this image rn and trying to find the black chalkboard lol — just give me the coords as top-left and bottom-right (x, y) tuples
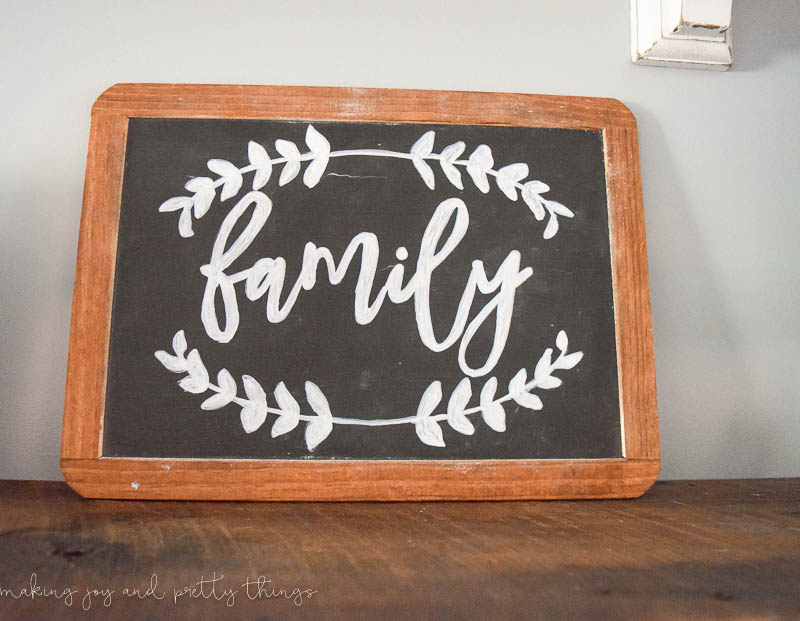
(102, 117), (621, 460)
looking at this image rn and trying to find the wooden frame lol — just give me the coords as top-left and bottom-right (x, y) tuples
(61, 84), (659, 500)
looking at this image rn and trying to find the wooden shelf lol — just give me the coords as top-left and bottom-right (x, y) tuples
(0, 479), (797, 619)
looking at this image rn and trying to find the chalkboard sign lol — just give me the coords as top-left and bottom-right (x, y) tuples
(61, 84), (659, 500)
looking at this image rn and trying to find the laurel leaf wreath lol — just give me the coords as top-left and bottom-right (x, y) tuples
(155, 329), (583, 451)
(159, 125), (574, 240)
(155, 125), (582, 452)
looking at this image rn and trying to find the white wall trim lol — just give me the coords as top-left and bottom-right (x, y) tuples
(631, 0), (732, 70)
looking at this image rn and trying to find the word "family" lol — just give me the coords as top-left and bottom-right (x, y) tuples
(200, 193), (532, 377)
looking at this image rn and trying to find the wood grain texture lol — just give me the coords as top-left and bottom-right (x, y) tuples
(604, 124), (660, 460)
(91, 83), (638, 129)
(61, 84), (659, 500)
(0, 480), (797, 620)
(60, 458), (661, 501)
(61, 113), (127, 460)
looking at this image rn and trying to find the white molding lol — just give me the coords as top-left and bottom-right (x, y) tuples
(631, 0), (732, 70)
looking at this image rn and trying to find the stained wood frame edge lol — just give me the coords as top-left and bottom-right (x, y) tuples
(61, 458), (660, 501)
(61, 83), (659, 500)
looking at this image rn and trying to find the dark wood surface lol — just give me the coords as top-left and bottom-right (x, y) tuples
(0, 480), (797, 619)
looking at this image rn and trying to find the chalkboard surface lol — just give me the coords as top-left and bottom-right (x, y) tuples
(61, 85), (658, 500)
(103, 118), (619, 460)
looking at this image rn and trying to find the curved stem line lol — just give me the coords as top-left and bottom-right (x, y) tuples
(207, 149), (532, 192)
(196, 343), (574, 428)
(204, 378), (541, 427)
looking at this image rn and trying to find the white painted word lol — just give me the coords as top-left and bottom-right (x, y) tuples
(199, 191), (532, 377)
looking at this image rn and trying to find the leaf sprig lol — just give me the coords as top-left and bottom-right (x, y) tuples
(159, 125), (574, 240)
(408, 131), (575, 239)
(158, 125), (330, 238)
(154, 331), (333, 450)
(155, 329), (583, 451)
(412, 329), (583, 447)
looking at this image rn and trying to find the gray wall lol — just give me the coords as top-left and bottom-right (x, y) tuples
(1, 1), (797, 481)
